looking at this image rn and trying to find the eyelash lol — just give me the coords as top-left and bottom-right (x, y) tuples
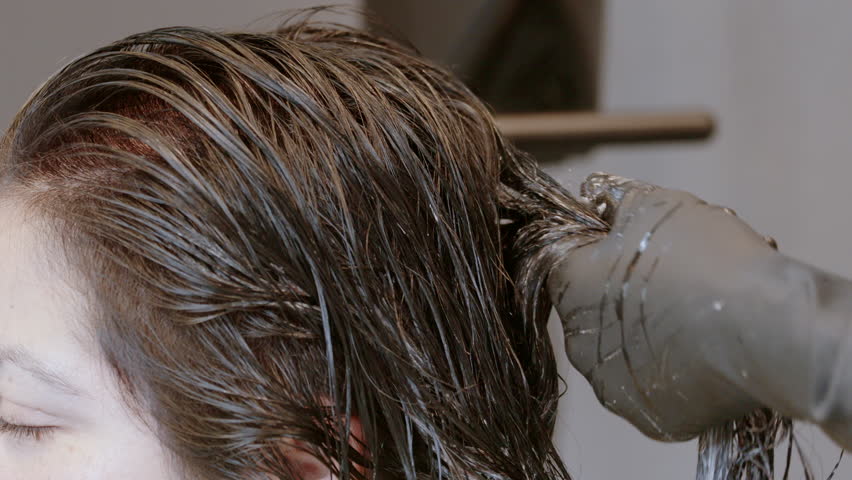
(0, 417), (57, 442)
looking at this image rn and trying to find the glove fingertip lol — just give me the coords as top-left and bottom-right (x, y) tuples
(581, 172), (660, 223)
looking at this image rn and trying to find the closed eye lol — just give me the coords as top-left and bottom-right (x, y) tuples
(0, 416), (58, 442)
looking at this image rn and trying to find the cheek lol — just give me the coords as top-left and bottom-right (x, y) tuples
(1, 434), (95, 479)
(94, 437), (181, 479)
(82, 414), (184, 479)
(1, 422), (181, 479)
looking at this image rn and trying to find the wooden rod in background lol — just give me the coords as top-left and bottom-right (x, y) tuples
(495, 111), (715, 144)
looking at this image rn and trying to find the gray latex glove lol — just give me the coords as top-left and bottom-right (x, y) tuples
(546, 173), (852, 450)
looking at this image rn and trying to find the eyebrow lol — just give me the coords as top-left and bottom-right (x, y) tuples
(0, 346), (86, 398)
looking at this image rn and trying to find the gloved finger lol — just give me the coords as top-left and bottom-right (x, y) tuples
(580, 172), (660, 223)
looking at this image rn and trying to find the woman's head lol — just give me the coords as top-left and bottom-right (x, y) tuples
(0, 14), (606, 480)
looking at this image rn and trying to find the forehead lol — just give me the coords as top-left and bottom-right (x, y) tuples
(0, 198), (94, 383)
(0, 198), (70, 317)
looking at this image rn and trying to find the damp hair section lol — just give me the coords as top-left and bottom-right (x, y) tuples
(0, 10), (604, 480)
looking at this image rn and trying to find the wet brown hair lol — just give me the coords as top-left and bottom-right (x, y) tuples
(0, 12), (606, 480)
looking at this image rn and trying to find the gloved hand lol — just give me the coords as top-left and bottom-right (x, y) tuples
(546, 173), (852, 450)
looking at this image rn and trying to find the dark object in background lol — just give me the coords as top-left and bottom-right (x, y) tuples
(366, 0), (713, 160)
(366, 0), (601, 113)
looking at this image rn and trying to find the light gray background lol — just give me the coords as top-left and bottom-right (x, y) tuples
(2, 1), (849, 478)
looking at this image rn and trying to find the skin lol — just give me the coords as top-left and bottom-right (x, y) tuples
(0, 197), (183, 479)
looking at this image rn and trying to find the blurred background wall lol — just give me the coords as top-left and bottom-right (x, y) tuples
(0, 0), (361, 129)
(2, 1), (851, 478)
